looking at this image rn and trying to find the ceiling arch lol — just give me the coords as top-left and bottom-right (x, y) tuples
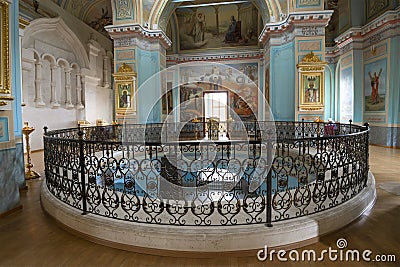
(150, 0), (283, 31)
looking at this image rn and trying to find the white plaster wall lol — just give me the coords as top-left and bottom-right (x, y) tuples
(21, 16), (113, 150)
(23, 107), (78, 150)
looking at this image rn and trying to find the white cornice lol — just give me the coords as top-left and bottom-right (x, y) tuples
(166, 49), (263, 63)
(105, 23), (172, 49)
(327, 7), (400, 57)
(259, 10), (333, 44)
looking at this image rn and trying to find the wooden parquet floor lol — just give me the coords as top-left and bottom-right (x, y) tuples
(0, 146), (399, 267)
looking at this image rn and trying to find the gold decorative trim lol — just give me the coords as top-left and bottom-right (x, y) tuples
(298, 66), (325, 71)
(298, 72), (325, 111)
(19, 17), (30, 29)
(301, 51), (322, 63)
(113, 63), (137, 115)
(300, 107), (324, 111)
(1, 1), (11, 96)
(118, 63), (133, 73)
(0, 95), (14, 106)
(113, 63), (136, 81)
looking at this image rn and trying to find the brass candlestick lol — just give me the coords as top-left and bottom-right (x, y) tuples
(22, 122), (40, 180)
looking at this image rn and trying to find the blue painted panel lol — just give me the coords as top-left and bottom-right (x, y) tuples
(324, 64), (336, 120)
(388, 36), (400, 125)
(339, 67), (353, 123)
(0, 117), (9, 142)
(353, 50), (363, 123)
(270, 42), (295, 121)
(136, 49), (161, 123)
(11, 2), (22, 136)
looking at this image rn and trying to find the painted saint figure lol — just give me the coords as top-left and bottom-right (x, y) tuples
(305, 80), (318, 102)
(224, 16), (237, 43)
(119, 86), (130, 108)
(368, 68), (383, 104)
(190, 12), (206, 43)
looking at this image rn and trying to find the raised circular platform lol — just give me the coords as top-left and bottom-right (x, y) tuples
(41, 172), (376, 257)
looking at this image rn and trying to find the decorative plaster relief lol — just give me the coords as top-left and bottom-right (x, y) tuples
(116, 50), (135, 60)
(299, 41), (321, 51)
(301, 26), (319, 36)
(116, 0), (133, 19)
(114, 37), (162, 51)
(299, 0), (320, 6)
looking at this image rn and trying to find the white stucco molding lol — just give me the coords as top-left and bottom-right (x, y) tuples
(105, 23), (172, 49)
(334, 7), (400, 46)
(22, 17), (90, 69)
(259, 10), (334, 45)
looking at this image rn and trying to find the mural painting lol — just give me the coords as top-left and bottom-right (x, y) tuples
(179, 63), (258, 121)
(364, 58), (387, 112)
(175, 3), (260, 51)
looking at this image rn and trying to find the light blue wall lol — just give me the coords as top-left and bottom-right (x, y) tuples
(324, 64), (336, 120)
(353, 50), (363, 123)
(270, 42), (295, 121)
(0, 1), (24, 215)
(136, 48), (162, 123)
(388, 36), (400, 125)
(12, 1), (22, 138)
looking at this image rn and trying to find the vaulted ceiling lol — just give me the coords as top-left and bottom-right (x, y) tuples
(51, 0), (112, 34)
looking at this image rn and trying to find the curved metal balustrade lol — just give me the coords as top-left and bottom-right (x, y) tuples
(43, 121), (370, 226)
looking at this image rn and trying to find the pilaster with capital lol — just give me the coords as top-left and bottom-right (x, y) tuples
(50, 65), (60, 108)
(34, 60), (45, 107)
(76, 72), (84, 109)
(65, 68), (74, 109)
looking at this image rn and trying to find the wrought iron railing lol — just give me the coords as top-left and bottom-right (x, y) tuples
(43, 120), (369, 226)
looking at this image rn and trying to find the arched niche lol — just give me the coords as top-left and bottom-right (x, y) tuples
(22, 17), (90, 69)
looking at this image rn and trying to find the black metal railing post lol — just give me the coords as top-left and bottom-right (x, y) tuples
(349, 119), (352, 133)
(364, 122), (370, 186)
(43, 126), (48, 184)
(301, 118), (305, 154)
(266, 138), (273, 227)
(78, 127), (87, 215)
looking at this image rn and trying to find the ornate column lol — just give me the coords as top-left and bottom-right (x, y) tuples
(103, 55), (110, 88)
(259, 10), (333, 122)
(34, 60), (45, 107)
(106, 24), (171, 123)
(50, 65), (60, 108)
(76, 72), (84, 109)
(65, 67), (74, 108)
